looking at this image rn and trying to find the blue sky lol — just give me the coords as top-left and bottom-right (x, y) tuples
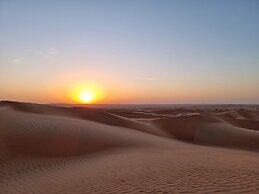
(1, 0), (259, 103)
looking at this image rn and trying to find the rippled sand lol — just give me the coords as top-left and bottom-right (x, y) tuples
(0, 101), (259, 193)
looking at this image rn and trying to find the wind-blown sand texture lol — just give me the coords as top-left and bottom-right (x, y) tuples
(0, 101), (259, 193)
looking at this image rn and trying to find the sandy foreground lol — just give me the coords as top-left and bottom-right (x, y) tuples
(0, 101), (259, 194)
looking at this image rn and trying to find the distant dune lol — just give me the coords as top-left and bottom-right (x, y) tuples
(0, 101), (259, 193)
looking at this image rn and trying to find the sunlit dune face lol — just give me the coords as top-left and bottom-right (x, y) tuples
(68, 83), (105, 104)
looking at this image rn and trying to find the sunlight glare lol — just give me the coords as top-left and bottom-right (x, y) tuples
(68, 82), (105, 104)
(79, 90), (95, 103)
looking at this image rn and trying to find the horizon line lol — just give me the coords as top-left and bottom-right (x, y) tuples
(1, 100), (259, 106)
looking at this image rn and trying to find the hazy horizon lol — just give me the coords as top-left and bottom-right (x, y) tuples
(1, 100), (259, 106)
(1, 0), (259, 104)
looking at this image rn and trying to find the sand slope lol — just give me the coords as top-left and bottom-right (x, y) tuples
(153, 113), (259, 151)
(0, 101), (259, 193)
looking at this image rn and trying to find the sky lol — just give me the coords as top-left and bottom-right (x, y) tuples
(0, 0), (259, 104)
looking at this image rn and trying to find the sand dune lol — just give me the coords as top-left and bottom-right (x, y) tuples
(213, 110), (259, 131)
(1, 101), (165, 136)
(0, 101), (259, 193)
(153, 114), (222, 141)
(196, 123), (259, 151)
(0, 107), (170, 159)
(153, 113), (259, 151)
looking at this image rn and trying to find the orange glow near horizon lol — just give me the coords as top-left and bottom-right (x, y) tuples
(68, 82), (105, 104)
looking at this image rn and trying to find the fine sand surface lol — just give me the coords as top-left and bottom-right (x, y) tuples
(0, 101), (259, 193)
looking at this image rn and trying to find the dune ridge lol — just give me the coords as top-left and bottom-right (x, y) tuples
(0, 101), (259, 193)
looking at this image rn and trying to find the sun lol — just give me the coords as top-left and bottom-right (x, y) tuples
(78, 89), (95, 103)
(69, 82), (105, 104)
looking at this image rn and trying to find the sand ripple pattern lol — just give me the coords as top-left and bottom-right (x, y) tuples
(1, 149), (259, 194)
(0, 102), (259, 193)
